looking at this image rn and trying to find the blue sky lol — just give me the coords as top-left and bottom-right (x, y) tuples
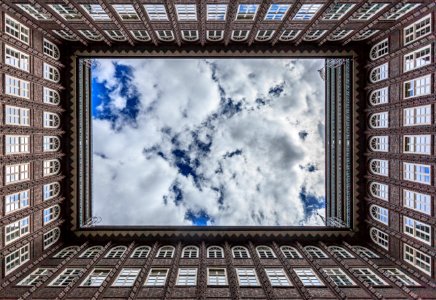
(91, 58), (326, 226)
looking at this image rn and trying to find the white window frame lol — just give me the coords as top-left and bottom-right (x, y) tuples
(231, 30), (250, 41)
(5, 162), (30, 184)
(369, 182), (389, 201)
(43, 159), (61, 177)
(369, 112), (389, 128)
(235, 4), (259, 21)
(43, 182), (61, 201)
(279, 30), (301, 41)
(293, 4), (323, 21)
(370, 227), (389, 250)
(105, 30), (127, 42)
(131, 246), (151, 258)
(43, 87), (61, 105)
(404, 15), (432, 46)
(323, 268), (356, 286)
(16, 4), (51, 21)
(43, 39), (60, 60)
(403, 189), (431, 215)
(280, 246), (302, 259)
(403, 105), (432, 126)
(175, 4), (197, 21)
(303, 30), (327, 41)
(404, 45), (432, 72)
(351, 3), (387, 21)
(369, 205), (389, 225)
(144, 268), (169, 286)
(370, 63), (389, 82)
(370, 159), (389, 176)
(352, 246), (379, 258)
(79, 30), (103, 41)
(207, 30), (224, 42)
(4, 190), (30, 214)
(49, 268), (83, 286)
(403, 217), (431, 245)
(207, 268), (228, 286)
(403, 75), (431, 99)
(156, 30), (174, 42)
(404, 135), (431, 155)
(156, 246), (175, 258)
(17, 268), (54, 286)
(5, 45), (30, 72)
(112, 4), (139, 21)
(43, 112), (61, 128)
(207, 4), (227, 21)
(256, 246), (276, 258)
(130, 30), (150, 42)
(255, 30), (275, 41)
(181, 30), (199, 42)
(352, 268), (387, 286)
(5, 244), (30, 275)
(236, 268), (259, 286)
(53, 246), (79, 258)
(5, 76), (30, 99)
(304, 246), (328, 258)
(264, 4), (290, 21)
(328, 246), (354, 259)
(43, 227), (60, 249)
(370, 39), (389, 60)
(404, 244), (431, 275)
(112, 268), (140, 286)
(352, 29), (380, 41)
(43, 63), (60, 83)
(369, 87), (389, 106)
(176, 268), (197, 286)
(232, 246), (250, 258)
(182, 245), (199, 258)
(207, 246), (224, 258)
(81, 268), (111, 286)
(43, 136), (61, 152)
(381, 268), (420, 286)
(328, 29), (354, 41)
(383, 4), (420, 20)
(323, 3), (355, 20)
(43, 205), (61, 225)
(53, 30), (78, 41)
(81, 4), (110, 21)
(49, 4), (81, 21)
(144, 4), (168, 21)
(369, 136), (389, 152)
(5, 135), (30, 154)
(5, 15), (30, 44)
(403, 162), (431, 185)
(5, 216), (30, 245)
(79, 246), (103, 258)
(265, 268), (292, 286)
(294, 268), (324, 286)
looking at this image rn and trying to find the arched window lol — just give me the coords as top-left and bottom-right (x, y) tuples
(231, 30), (249, 41)
(352, 246), (379, 258)
(43, 205), (61, 224)
(43, 87), (60, 105)
(43, 63), (60, 83)
(370, 39), (388, 60)
(232, 246), (250, 259)
(207, 30), (224, 41)
(105, 246), (127, 258)
(79, 30), (103, 41)
(370, 205), (389, 225)
(279, 30), (300, 41)
(369, 87), (388, 106)
(43, 39), (60, 60)
(327, 29), (353, 41)
(370, 228), (389, 250)
(181, 30), (199, 42)
(369, 159), (389, 176)
(280, 246), (302, 258)
(53, 30), (78, 41)
(43, 112), (61, 128)
(80, 246), (103, 258)
(130, 30), (150, 41)
(370, 63), (388, 82)
(303, 30), (326, 41)
(369, 112), (389, 128)
(182, 246), (199, 258)
(43, 182), (60, 200)
(369, 136), (389, 152)
(105, 30), (127, 41)
(54, 246), (79, 258)
(369, 182), (389, 201)
(207, 246), (224, 258)
(43, 159), (61, 177)
(131, 246), (151, 258)
(304, 246), (327, 259)
(255, 30), (274, 41)
(352, 29), (379, 41)
(328, 246), (354, 258)
(43, 136), (61, 152)
(156, 30), (174, 42)
(43, 227), (60, 249)
(156, 246), (175, 258)
(256, 246), (276, 258)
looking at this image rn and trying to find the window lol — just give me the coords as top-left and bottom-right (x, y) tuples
(156, 246), (174, 258)
(145, 269), (168, 286)
(5, 244), (30, 275)
(381, 268), (419, 286)
(105, 30), (127, 42)
(43, 112), (61, 128)
(323, 3), (355, 20)
(5, 162), (30, 184)
(294, 4), (323, 21)
(369, 87), (389, 105)
(231, 30), (250, 41)
(81, 268), (111, 286)
(112, 4), (139, 21)
(130, 30), (150, 42)
(144, 4), (168, 21)
(131, 246), (150, 258)
(370, 227), (389, 250)
(79, 30), (103, 41)
(182, 246), (199, 258)
(370, 39), (389, 60)
(43, 87), (61, 105)
(79, 246), (103, 258)
(324, 268), (355, 286)
(112, 268), (140, 286)
(236, 268), (259, 286)
(43, 136), (61, 152)
(256, 246), (276, 258)
(351, 3), (387, 20)
(369, 136), (389, 152)
(5, 76), (30, 99)
(294, 268), (324, 286)
(17, 268), (54, 286)
(404, 244), (431, 275)
(404, 135), (431, 155)
(5, 135), (29, 154)
(5, 45), (29, 71)
(207, 30), (224, 42)
(43, 182), (61, 200)
(255, 30), (275, 41)
(265, 4), (290, 21)
(43, 39), (60, 60)
(369, 112), (389, 128)
(232, 246), (250, 258)
(279, 30), (301, 41)
(328, 246), (354, 259)
(208, 268), (227, 286)
(50, 268), (83, 286)
(4, 190), (29, 214)
(303, 30), (327, 41)
(403, 189), (431, 215)
(352, 246), (379, 258)
(404, 217), (431, 245)
(236, 4), (259, 20)
(43, 63), (60, 83)
(265, 268), (291, 286)
(280, 246), (302, 259)
(404, 75), (431, 99)
(53, 30), (78, 41)
(207, 4), (227, 21)
(370, 159), (389, 177)
(328, 30), (353, 41)
(156, 30), (174, 42)
(403, 162), (431, 185)
(369, 182), (389, 201)
(404, 45), (431, 72)
(43, 205), (61, 224)
(370, 63), (388, 82)
(304, 246), (327, 258)
(43, 227), (60, 249)
(370, 205), (389, 225)
(105, 246), (127, 258)
(5, 15), (30, 44)
(176, 268), (197, 286)
(81, 4), (110, 21)
(207, 246), (224, 258)
(49, 4), (81, 20)
(181, 30), (199, 42)
(404, 15), (432, 45)
(176, 4), (196, 21)
(352, 268), (387, 286)
(16, 4), (51, 21)
(54, 246), (79, 258)
(5, 216), (30, 244)
(403, 105), (432, 126)
(43, 159), (61, 176)
(384, 4), (420, 20)
(352, 29), (379, 41)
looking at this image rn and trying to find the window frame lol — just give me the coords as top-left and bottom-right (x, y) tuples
(4, 189), (30, 214)
(403, 44), (432, 72)
(207, 268), (228, 286)
(176, 268), (198, 286)
(53, 246), (79, 258)
(5, 216), (30, 245)
(5, 44), (30, 72)
(49, 268), (83, 286)
(5, 243), (30, 275)
(131, 246), (151, 258)
(404, 14), (432, 46)
(293, 4), (323, 21)
(370, 39), (389, 60)
(5, 76), (30, 99)
(403, 105), (432, 126)
(280, 246), (302, 259)
(236, 268), (259, 286)
(369, 63), (389, 83)
(207, 4), (227, 21)
(403, 189), (431, 215)
(232, 246), (250, 259)
(294, 268), (324, 286)
(370, 227), (389, 250)
(43, 227), (60, 249)
(156, 245), (175, 258)
(381, 268), (420, 286)
(265, 268), (292, 286)
(17, 268), (54, 286)
(369, 205), (389, 225)
(403, 216), (432, 245)
(304, 246), (328, 259)
(403, 74), (432, 99)
(235, 4), (259, 21)
(264, 4), (290, 21)
(112, 268), (140, 287)
(182, 245), (199, 258)
(144, 268), (169, 286)
(5, 135), (30, 154)
(403, 244), (431, 275)
(369, 136), (389, 152)
(369, 87), (389, 106)
(207, 246), (224, 259)
(369, 182), (389, 201)
(5, 15), (30, 44)
(256, 246), (276, 259)
(80, 268), (112, 287)
(403, 162), (431, 185)
(403, 134), (431, 155)
(352, 268), (388, 286)
(323, 268), (356, 286)
(5, 162), (30, 184)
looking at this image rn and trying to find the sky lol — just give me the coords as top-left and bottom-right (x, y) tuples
(91, 58), (326, 226)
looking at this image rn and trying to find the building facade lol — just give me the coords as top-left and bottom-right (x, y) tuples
(0, 1), (434, 299)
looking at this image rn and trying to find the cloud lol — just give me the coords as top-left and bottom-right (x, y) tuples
(91, 58), (326, 226)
